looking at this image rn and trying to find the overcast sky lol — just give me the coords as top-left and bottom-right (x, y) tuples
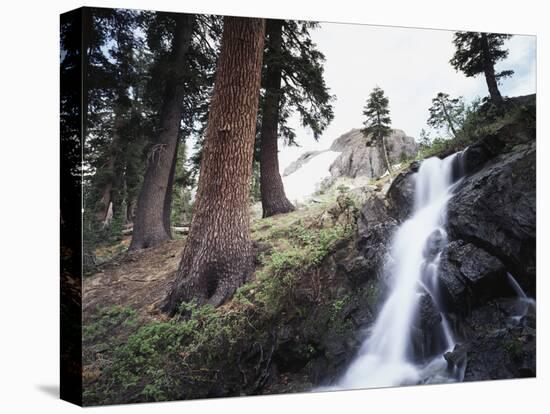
(278, 23), (536, 171)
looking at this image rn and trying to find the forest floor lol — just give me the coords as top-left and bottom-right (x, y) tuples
(84, 238), (184, 321)
(82, 184), (362, 322)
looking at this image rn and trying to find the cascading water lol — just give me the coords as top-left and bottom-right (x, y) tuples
(507, 272), (536, 324)
(329, 154), (462, 390)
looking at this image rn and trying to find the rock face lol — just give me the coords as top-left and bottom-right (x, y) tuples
(386, 160), (419, 221)
(283, 128), (418, 181)
(438, 241), (508, 312)
(447, 142), (536, 294)
(329, 129), (418, 179)
(364, 114), (536, 384)
(445, 298), (536, 381)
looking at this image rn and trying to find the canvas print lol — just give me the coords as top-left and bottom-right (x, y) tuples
(60, 6), (536, 406)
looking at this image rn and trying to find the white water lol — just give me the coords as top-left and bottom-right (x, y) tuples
(282, 150), (341, 203)
(507, 273), (536, 323)
(331, 154), (460, 390)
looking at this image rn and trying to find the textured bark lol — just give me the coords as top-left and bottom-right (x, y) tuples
(129, 14), (194, 250)
(163, 17), (266, 313)
(162, 137), (180, 237)
(260, 20), (295, 217)
(480, 33), (504, 106)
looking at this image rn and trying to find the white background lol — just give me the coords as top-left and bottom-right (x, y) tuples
(0, 0), (548, 412)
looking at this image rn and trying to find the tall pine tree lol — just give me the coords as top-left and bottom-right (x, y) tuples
(258, 19), (334, 217)
(83, 7), (152, 249)
(361, 86), (393, 180)
(129, 13), (219, 250)
(450, 32), (513, 106)
(128, 13), (196, 250)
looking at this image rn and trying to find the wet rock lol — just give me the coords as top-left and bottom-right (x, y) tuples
(417, 292), (442, 331)
(386, 161), (420, 221)
(463, 323), (536, 381)
(438, 241), (508, 312)
(444, 343), (468, 372)
(447, 143), (536, 295)
(410, 292), (447, 361)
(356, 221), (397, 282)
(423, 228), (447, 261)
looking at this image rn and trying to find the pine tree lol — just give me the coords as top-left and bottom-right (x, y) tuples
(84, 8), (149, 233)
(128, 13), (196, 250)
(163, 17), (266, 313)
(128, 13), (219, 250)
(427, 92), (465, 138)
(361, 86), (393, 180)
(450, 32), (513, 106)
(418, 129), (432, 150)
(258, 19), (334, 217)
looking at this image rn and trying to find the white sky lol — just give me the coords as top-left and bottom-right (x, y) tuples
(278, 23), (536, 171)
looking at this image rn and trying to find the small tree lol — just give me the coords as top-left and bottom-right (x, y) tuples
(418, 128), (432, 151)
(361, 86), (393, 180)
(427, 92), (465, 138)
(450, 32), (513, 106)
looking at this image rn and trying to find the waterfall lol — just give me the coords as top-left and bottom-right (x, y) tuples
(330, 154), (461, 390)
(507, 273), (536, 324)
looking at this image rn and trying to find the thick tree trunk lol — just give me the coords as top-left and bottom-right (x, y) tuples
(260, 20), (295, 218)
(480, 33), (504, 106)
(129, 14), (194, 250)
(163, 17), (265, 313)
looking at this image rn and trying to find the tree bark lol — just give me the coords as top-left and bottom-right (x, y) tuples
(163, 17), (266, 314)
(129, 14), (194, 250)
(260, 19), (295, 217)
(480, 33), (504, 106)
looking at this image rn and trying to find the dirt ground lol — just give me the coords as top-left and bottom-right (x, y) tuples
(83, 238), (186, 321)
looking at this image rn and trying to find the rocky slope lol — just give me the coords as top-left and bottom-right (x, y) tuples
(82, 104), (535, 404)
(283, 128), (418, 180)
(386, 118), (536, 380)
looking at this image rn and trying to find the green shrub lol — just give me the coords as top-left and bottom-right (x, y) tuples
(84, 218), (355, 404)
